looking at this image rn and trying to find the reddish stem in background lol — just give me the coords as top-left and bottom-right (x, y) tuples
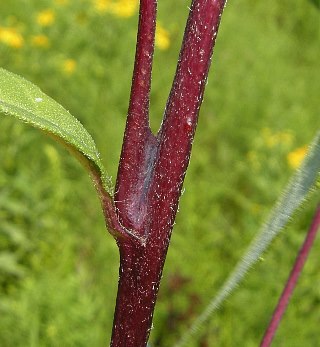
(110, 1), (227, 346)
(260, 204), (320, 347)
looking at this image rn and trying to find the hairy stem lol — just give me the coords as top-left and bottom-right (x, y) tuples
(260, 204), (320, 347)
(146, 0), (226, 234)
(110, 1), (227, 345)
(110, 240), (165, 347)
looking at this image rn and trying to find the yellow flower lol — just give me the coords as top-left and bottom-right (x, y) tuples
(31, 35), (50, 48)
(62, 59), (77, 75)
(94, 0), (138, 17)
(94, 0), (111, 12)
(111, 0), (138, 18)
(37, 9), (55, 27)
(155, 22), (170, 50)
(0, 27), (24, 48)
(287, 145), (307, 169)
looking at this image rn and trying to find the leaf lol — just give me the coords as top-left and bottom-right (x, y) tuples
(175, 131), (320, 347)
(0, 68), (112, 195)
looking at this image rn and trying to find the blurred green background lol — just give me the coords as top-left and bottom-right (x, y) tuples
(0, 0), (319, 346)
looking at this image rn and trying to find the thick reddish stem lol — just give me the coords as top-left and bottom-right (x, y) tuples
(110, 241), (165, 347)
(260, 204), (320, 347)
(110, 1), (227, 346)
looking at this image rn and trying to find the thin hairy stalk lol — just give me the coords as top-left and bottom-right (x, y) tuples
(260, 204), (320, 347)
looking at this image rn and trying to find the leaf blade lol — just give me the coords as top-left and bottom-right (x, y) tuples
(0, 67), (112, 194)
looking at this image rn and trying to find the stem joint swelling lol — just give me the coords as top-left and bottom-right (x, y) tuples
(103, 193), (148, 246)
(116, 130), (159, 240)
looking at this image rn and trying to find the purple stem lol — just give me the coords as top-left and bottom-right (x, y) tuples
(260, 204), (320, 347)
(109, 1), (226, 345)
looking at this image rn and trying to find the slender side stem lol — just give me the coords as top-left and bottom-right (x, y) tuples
(260, 204), (320, 347)
(115, 0), (157, 234)
(110, 1), (227, 346)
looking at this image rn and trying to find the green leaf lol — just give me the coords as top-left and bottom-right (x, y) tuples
(175, 131), (320, 347)
(0, 68), (112, 195)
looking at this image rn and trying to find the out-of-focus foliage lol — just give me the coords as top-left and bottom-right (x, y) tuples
(176, 131), (320, 346)
(0, 0), (319, 346)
